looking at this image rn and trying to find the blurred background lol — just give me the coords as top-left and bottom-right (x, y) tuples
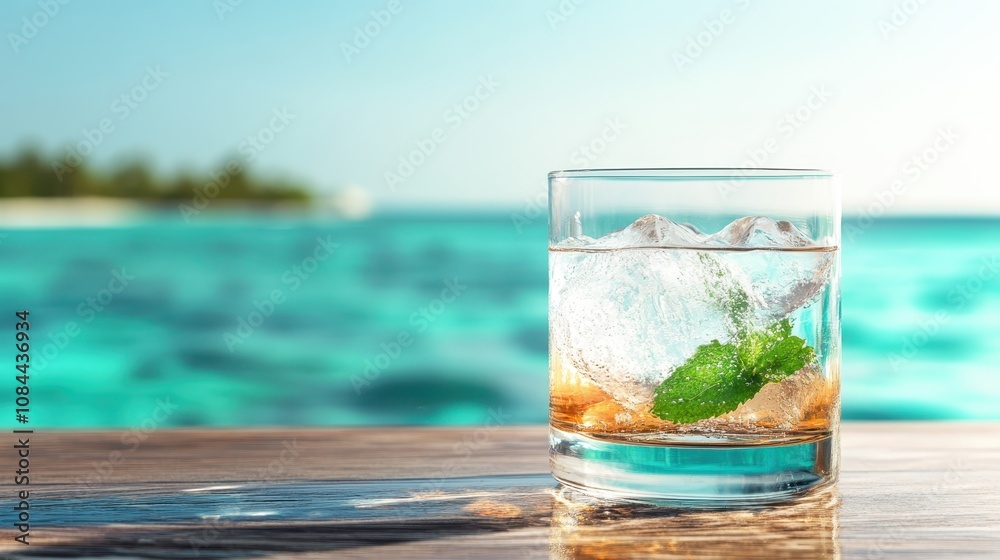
(1, 0), (997, 428)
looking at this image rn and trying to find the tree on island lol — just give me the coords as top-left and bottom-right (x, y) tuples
(0, 148), (312, 204)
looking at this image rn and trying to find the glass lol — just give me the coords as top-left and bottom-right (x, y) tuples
(549, 486), (841, 557)
(548, 168), (840, 504)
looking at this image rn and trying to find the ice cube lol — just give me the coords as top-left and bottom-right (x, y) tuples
(708, 216), (815, 248)
(550, 245), (763, 410)
(710, 216), (835, 318)
(550, 214), (833, 411)
(593, 214), (708, 248)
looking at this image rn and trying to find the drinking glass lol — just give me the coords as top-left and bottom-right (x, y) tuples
(548, 168), (840, 504)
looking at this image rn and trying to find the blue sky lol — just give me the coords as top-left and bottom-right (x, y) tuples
(2, 0), (998, 212)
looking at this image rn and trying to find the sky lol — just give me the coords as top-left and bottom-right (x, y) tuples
(1, 0), (999, 213)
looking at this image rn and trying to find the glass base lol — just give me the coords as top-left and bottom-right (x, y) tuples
(549, 427), (837, 506)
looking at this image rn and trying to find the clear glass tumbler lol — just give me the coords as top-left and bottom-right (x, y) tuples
(548, 168), (840, 504)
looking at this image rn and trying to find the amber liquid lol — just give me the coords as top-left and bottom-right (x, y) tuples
(550, 354), (839, 446)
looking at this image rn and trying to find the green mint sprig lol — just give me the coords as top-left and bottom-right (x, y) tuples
(650, 319), (814, 424)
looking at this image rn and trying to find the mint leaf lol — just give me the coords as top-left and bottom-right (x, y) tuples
(747, 319), (814, 383)
(650, 340), (761, 424)
(697, 252), (753, 336)
(650, 319), (814, 424)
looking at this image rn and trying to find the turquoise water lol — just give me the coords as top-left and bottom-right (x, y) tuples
(1, 214), (997, 428)
(550, 427), (832, 504)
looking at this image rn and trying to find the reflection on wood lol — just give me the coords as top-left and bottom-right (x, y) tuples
(0, 423), (997, 558)
(550, 486), (839, 559)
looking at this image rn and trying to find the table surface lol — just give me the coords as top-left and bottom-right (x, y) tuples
(1, 422), (998, 559)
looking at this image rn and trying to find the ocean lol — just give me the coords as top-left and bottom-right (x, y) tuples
(1, 213), (998, 428)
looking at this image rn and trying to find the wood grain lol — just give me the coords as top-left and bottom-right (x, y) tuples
(0, 422), (998, 558)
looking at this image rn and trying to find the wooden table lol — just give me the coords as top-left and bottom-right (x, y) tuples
(1, 423), (997, 558)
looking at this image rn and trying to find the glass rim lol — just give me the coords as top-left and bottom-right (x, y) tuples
(548, 168), (833, 180)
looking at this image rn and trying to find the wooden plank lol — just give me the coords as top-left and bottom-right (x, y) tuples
(0, 423), (997, 558)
